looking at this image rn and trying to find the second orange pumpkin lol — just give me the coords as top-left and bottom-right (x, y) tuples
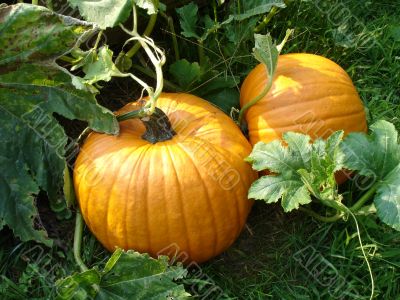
(240, 53), (367, 146)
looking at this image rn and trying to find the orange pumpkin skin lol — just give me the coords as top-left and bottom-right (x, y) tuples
(74, 93), (257, 263)
(240, 53), (367, 146)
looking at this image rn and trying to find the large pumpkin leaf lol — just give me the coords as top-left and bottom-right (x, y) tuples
(176, 2), (200, 39)
(67, 0), (157, 29)
(169, 59), (201, 90)
(246, 131), (345, 212)
(0, 4), (118, 245)
(342, 120), (400, 230)
(56, 249), (190, 299)
(229, 0), (286, 21)
(67, 0), (133, 29)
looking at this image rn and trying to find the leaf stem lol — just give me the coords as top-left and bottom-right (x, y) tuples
(73, 210), (101, 293)
(126, 13), (158, 59)
(117, 3), (165, 121)
(197, 40), (205, 66)
(237, 29), (292, 125)
(238, 77), (272, 124)
(116, 107), (147, 122)
(254, 6), (279, 33)
(350, 182), (379, 212)
(133, 64), (180, 91)
(59, 55), (75, 63)
(73, 210), (88, 272)
(93, 30), (103, 50)
(46, 0), (53, 9)
(160, 11), (180, 61)
(299, 207), (343, 222)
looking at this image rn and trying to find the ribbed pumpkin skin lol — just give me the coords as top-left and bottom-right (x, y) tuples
(74, 93), (257, 263)
(240, 53), (367, 145)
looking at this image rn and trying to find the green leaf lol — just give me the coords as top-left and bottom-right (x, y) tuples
(169, 59), (201, 90)
(56, 249), (190, 300)
(82, 46), (125, 86)
(202, 88), (240, 115)
(200, 14), (219, 41)
(389, 25), (400, 42)
(115, 51), (133, 73)
(247, 131), (344, 212)
(0, 157), (51, 246)
(67, 0), (133, 29)
(253, 33), (279, 80)
(227, 0), (285, 22)
(194, 75), (239, 97)
(341, 120), (399, 179)
(246, 132), (311, 173)
(223, 17), (257, 45)
(0, 4), (95, 64)
(0, 4), (118, 245)
(0, 63), (118, 134)
(176, 2), (200, 39)
(249, 176), (312, 212)
(135, 0), (158, 15)
(342, 120), (400, 230)
(374, 164), (400, 230)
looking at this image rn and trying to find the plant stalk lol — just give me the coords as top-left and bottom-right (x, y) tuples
(237, 29), (292, 125)
(126, 13), (158, 59)
(350, 182), (379, 212)
(116, 107), (147, 122)
(238, 78), (272, 125)
(160, 11), (180, 61)
(59, 56), (75, 63)
(299, 207), (343, 222)
(73, 210), (100, 293)
(46, 0), (53, 10)
(93, 30), (103, 50)
(133, 64), (180, 91)
(73, 210), (88, 272)
(254, 6), (279, 33)
(197, 40), (205, 66)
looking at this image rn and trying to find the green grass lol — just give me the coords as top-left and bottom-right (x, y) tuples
(0, 227), (109, 299)
(1, 1), (399, 299)
(199, 203), (400, 299)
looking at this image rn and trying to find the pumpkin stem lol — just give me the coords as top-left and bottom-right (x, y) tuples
(74, 210), (89, 272)
(141, 107), (176, 143)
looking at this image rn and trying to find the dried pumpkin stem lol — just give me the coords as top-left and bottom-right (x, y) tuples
(141, 107), (176, 143)
(117, 107), (175, 143)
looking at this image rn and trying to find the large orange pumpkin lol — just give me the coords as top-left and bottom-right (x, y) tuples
(240, 53), (367, 146)
(74, 93), (257, 263)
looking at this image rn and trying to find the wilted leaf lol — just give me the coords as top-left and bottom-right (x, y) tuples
(0, 4), (118, 244)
